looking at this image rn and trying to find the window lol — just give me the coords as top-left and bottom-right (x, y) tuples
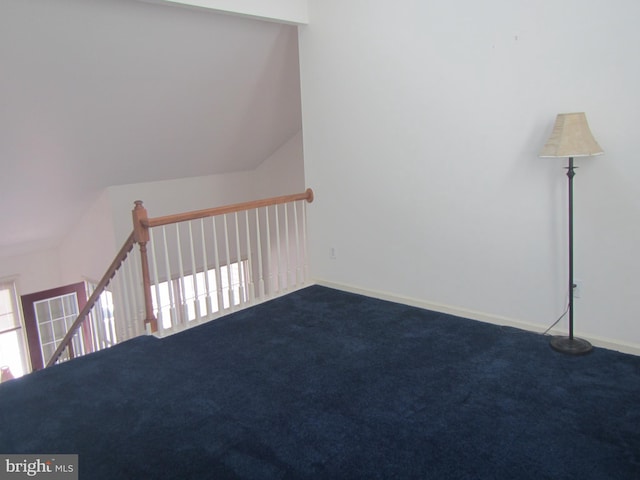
(33, 292), (80, 365)
(151, 260), (248, 329)
(0, 279), (28, 379)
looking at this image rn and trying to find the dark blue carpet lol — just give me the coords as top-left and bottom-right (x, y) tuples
(1, 285), (639, 479)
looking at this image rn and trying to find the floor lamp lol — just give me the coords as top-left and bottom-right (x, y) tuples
(540, 112), (603, 355)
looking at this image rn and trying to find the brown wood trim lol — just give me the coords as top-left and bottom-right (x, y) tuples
(142, 188), (314, 229)
(21, 282), (88, 371)
(46, 233), (136, 367)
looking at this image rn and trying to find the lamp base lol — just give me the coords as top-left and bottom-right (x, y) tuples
(550, 336), (593, 355)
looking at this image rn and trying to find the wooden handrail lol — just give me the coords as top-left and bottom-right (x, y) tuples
(46, 233), (137, 367)
(143, 188), (314, 228)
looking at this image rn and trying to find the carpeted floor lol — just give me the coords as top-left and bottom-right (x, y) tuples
(0, 285), (639, 479)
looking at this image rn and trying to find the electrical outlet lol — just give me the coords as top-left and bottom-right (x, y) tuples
(329, 247), (337, 260)
(573, 280), (582, 299)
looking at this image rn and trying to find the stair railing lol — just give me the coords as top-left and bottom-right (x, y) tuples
(137, 188), (314, 336)
(46, 233), (137, 367)
(46, 188), (314, 367)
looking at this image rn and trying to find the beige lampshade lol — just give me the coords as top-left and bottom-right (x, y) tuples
(539, 112), (604, 158)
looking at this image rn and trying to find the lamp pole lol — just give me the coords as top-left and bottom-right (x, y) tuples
(567, 157), (575, 341)
(550, 156), (593, 355)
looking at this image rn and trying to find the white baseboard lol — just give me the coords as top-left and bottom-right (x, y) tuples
(312, 279), (640, 357)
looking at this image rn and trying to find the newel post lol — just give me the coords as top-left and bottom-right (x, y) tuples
(132, 201), (158, 333)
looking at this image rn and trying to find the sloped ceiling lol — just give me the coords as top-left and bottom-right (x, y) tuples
(0, 0), (302, 257)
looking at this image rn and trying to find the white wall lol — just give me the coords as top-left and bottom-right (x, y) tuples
(58, 190), (117, 285)
(107, 171), (255, 246)
(252, 130), (305, 198)
(108, 130), (305, 247)
(147, 0), (309, 24)
(299, 0), (640, 351)
(0, 249), (62, 296)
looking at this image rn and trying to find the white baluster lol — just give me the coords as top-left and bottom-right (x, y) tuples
(161, 226), (177, 331)
(293, 201), (301, 287)
(245, 210), (254, 303)
(223, 214), (234, 310)
(200, 218), (212, 318)
(175, 223), (188, 326)
(265, 206), (273, 296)
(211, 216), (223, 315)
(255, 207), (265, 299)
(302, 200), (309, 284)
(234, 212), (244, 306)
(284, 203), (291, 291)
(188, 221), (200, 322)
(274, 204), (282, 295)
